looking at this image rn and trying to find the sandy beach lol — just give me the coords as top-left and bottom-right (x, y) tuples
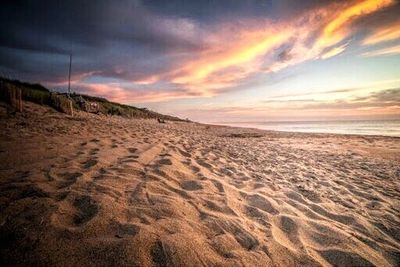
(1, 102), (399, 267)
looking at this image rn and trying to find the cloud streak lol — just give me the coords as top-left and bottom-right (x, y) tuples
(320, 43), (348, 59)
(184, 87), (400, 122)
(362, 20), (400, 45)
(362, 44), (400, 57)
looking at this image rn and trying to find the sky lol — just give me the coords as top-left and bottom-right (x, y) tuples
(1, 0), (400, 122)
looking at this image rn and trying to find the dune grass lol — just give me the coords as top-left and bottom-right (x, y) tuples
(0, 77), (184, 121)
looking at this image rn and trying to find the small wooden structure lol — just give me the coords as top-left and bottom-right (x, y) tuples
(1, 83), (23, 113)
(50, 93), (73, 116)
(66, 99), (73, 116)
(86, 102), (99, 113)
(77, 95), (99, 113)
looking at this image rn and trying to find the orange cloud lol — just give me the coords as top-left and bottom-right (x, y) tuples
(159, 0), (395, 96)
(45, 71), (98, 87)
(77, 83), (196, 103)
(168, 25), (291, 94)
(362, 44), (400, 56)
(269, 0), (395, 73)
(134, 75), (160, 85)
(362, 20), (400, 45)
(317, 0), (394, 48)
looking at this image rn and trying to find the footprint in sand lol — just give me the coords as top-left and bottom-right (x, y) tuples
(210, 179), (224, 193)
(157, 158), (172, 165)
(83, 159), (98, 169)
(151, 240), (170, 267)
(178, 149), (191, 158)
(90, 148), (99, 156)
(188, 164), (200, 173)
(57, 172), (82, 189)
(246, 194), (279, 215)
(180, 180), (203, 191)
(93, 168), (107, 180)
(216, 223), (259, 251)
(114, 222), (140, 238)
(245, 205), (268, 223)
(204, 200), (236, 215)
(127, 147), (137, 153)
(196, 159), (212, 169)
(121, 154), (139, 164)
(6, 184), (50, 201)
(318, 249), (374, 267)
(111, 140), (118, 148)
(73, 195), (99, 225)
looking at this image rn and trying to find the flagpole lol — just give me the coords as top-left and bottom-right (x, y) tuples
(67, 53), (72, 96)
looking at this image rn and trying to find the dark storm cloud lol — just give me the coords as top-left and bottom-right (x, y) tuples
(142, 0), (340, 21)
(0, 0), (205, 84)
(0, 0), (204, 52)
(142, 0), (273, 21)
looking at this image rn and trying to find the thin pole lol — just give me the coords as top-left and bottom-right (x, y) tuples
(67, 53), (72, 95)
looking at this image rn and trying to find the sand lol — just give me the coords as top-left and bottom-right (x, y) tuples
(1, 102), (399, 267)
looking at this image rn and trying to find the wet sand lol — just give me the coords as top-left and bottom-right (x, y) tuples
(1, 102), (400, 266)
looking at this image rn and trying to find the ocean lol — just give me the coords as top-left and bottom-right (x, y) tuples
(217, 120), (400, 137)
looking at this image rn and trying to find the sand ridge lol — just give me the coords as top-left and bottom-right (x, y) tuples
(1, 102), (400, 266)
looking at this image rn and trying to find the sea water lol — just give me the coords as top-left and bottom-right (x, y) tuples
(218, 120), (400, 137)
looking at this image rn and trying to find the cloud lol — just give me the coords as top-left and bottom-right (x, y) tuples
(0, 0), (205, 85)
(185, 87), (400, 122)
(270, 87), (400, 110)
(315, 0), (394, 48)
(362, 20), (400, 45)
(362, 87), (400, 102)
(362, 44), (400, 57)
(75, 83), (200, 103)
(0, 0), (398, 103)
(268, 0), (396, 71)
(320, 43), (348, 59)
(165, 22), (292, 94)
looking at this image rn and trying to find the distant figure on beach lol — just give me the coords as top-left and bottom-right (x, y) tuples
(78, 95), (86, 109)
(157, 118), (165, 123)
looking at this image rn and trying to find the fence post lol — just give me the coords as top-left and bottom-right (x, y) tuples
(16, 88), (22, 112)
(68, 99), (73, 116)
(10, 87), (16, 109)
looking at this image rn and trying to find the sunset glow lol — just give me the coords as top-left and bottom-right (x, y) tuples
(1, 0), (399, 122)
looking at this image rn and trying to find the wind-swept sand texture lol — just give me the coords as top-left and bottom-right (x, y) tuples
(1, 102), (400, 266)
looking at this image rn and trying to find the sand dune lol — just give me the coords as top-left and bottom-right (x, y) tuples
(1, 102), (400, 266)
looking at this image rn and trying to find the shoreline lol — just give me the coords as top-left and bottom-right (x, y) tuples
(212, 121), (400, 139)
(201, 121), (400, 140)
